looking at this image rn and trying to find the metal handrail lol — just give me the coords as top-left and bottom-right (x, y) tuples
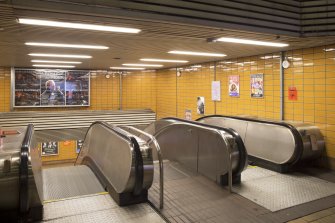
(19, 124), (34, 216)
(153, 121), (234, 193)
(123, 126), (164, 209)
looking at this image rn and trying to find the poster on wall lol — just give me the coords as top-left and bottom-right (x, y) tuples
(185, 109), (192, 120)
(41, 141), (59, 156)
(211, 81), (221, 101)
(197, 97), (205, 115)
(250, 74), (264, 98)
(14, 69), (90, 107)
(76, 140), (84, 154)
(228, 75), (240, 97)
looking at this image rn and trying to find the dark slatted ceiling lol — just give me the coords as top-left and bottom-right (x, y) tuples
(301, 0), (335, 36)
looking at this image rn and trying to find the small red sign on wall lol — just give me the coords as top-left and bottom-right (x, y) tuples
(288, 86), (297, 100)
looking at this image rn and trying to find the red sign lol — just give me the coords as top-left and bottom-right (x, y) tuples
(288, 86), (297, 100)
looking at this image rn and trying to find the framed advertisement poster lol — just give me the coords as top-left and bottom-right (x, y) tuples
(13, 69), (90, 107)
(197, 97), (205, 115)
(228, 75), (239, 97)
(41, 141), (59, 156)
(251, 74), (264, 98)
(76, 140), (84, 154)
(211, 81), (221, 101)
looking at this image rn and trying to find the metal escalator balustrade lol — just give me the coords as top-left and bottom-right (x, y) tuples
(0, 121), (155, 222)
(196, 115), (325, 172)
(143, 117), (248, 189)
(121, 125), (164, 209)
(75, 121), (154, 205)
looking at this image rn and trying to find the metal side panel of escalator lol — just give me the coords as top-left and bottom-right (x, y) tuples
(0, 122), (156, 222)
(196, 115), (325, 172)
(142, 117), (248, 186)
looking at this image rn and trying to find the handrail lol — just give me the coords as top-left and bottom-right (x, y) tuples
(196, 115), (303, 168)
(75, 121), (144, 196)
(19, 124), (34, 216)
(122, 126), (164, 209)
(163, 117), (247, 176)
(156, 119), (239, 192)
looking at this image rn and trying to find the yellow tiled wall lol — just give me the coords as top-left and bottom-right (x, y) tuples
(0, 68), (11, 112)
(156, 69), (177, 119)
(177, 63), (215, 120)
(216, 55), (281, 120)
(40, 140), (78, 164)
(122, 70), (156, 110)
(284, 45), (335, 162)
(90, 71), (120, 110)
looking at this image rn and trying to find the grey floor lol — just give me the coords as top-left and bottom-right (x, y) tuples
(41, 165), (166, 223)
(148, 161), (335, 223)
(42, 193), (165, 223)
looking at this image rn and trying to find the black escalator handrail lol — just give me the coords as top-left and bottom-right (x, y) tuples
(76, 121), (144, 196)
(162, 117), (247, 176)
(196, 115), (304, 167)
(19, 124), (34, 216)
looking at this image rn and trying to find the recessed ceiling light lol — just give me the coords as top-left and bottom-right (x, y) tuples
(33, 64), (75, 68)
(216, 37), (288, 47)
(25, 42), (108, 49)
(28, 53), (91, 58)
(168, 50), (226, 57)
(31, 60), (82, 64)
(122, 63), (163, 67)
(110, 67), (145, 70)
(140, 58), (189, 63)
(18, 18), (141, 33)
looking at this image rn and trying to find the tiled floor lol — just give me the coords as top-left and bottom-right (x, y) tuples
(288, 207), (335, 223)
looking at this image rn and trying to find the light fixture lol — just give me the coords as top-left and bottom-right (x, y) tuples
(31, 60), (82, 64)
(168, 50), (226, 57)
(324, 48), (335, 52)
(18, 18), (141, 33)
(33, 64), (75, 68)
(110, 67), (145, 70)
(122, 63), (163, 67)
(216, 37), (288, 47)
(28, 53), (91, 58)
(25, 42), (108, 49)
(140, 58), (188, 63)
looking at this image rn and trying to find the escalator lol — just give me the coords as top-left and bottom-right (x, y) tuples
(134, 117), (248, 186)
(196, 115), (325, 172)
(0, 122), (162, 222)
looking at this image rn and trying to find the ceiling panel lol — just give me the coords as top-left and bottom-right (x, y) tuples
(0, 4), (334, 70)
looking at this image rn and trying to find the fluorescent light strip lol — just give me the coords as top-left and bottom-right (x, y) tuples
(33, 64), (75, 68)
(31, 60), (82, 64)
(140, 58), (188, 63)
(324, 48), (335, 52)
(26, 42), (108, 49)
(168, 50), (226, 57)
(122, 63), (163, 67)
(18, 18), (141, 33)
(216, 37), (288, 47)
(110, 67), (145, 70)
(29, 53), (91, 58)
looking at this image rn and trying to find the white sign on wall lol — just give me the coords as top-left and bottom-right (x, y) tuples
(211, 81), (221, 101)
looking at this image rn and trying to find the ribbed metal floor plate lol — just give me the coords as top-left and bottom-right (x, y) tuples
(233, 166), (335, 212)
(43, 165), (105, 201)
(42, 194), (166, 222)
(149, 161), (270, 223)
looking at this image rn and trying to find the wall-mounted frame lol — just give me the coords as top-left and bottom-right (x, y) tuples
(250, 73), (264, 98)
(41, 141), (59, 156)
(12, 68), (90, 108)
